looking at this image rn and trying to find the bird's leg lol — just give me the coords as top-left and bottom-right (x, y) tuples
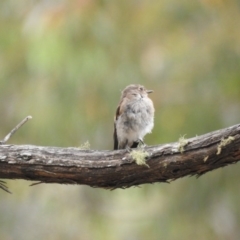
(119, 140), (132, 152)
(125, 146), (132, 153)
(138, 138), (146, 148)
(124, 140), (133, 152)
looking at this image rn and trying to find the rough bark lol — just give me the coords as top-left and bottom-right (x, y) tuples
(0, 123), (240, 189)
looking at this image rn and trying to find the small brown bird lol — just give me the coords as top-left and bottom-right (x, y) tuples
(114, 84), (155, 150)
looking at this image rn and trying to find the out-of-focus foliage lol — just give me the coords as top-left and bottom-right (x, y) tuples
(1, 0), (240, 239)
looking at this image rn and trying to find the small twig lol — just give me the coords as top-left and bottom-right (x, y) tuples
(30, 181), (44, 187)
(0, 115), (32, 145)
(0, 180), (11, 194)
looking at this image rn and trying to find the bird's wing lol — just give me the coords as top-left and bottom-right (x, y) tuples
(113, 104), (121, 150)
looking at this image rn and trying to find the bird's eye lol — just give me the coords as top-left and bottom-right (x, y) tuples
(139, 87), (143, 91)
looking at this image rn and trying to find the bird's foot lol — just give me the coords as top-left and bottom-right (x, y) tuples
(138, 139), (146, 148)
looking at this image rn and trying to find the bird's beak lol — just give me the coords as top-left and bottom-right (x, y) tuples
(146, 90), (153, 94)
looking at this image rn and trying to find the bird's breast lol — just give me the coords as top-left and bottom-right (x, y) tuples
(120, 98), (154, 130)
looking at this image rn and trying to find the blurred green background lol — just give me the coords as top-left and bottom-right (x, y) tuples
(1, 0), (240, 239)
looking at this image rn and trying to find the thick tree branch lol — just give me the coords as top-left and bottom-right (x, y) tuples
(0, 123), (240, 189)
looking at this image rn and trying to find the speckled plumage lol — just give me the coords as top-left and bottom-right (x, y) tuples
(114, 84), (154, 150)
